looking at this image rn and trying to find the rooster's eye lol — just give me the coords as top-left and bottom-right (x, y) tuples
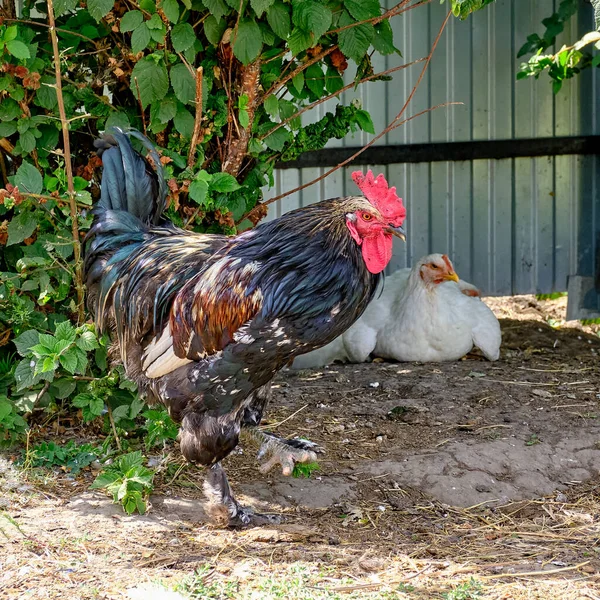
(362, 213), (373, 221)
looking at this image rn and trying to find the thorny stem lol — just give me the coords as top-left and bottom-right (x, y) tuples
(240, 11), (453, 223)
(16, 192), (91, 210)
(134, 77), (148, 136)
(188, 66), (204, 170)
(106, 403), (122, 451)
(47, 0), (85, 324)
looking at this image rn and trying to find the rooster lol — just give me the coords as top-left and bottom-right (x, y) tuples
(85, 129), (406, 526)
(293, 253), (501, 368)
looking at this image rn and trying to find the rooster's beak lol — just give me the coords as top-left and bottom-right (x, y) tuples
(387, 224), (406, 242)
(445, 271), (459, 283)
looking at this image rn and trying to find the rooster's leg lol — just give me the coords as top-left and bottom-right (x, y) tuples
(203, 462), (280, 528)
(241, 429), (322, 476)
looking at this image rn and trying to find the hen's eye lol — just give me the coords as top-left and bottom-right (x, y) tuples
(362, 213), (373, 221)
(430, 264), (439, 269)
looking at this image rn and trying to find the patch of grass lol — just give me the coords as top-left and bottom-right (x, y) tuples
(536, 292), (567, 301)
(175, 564), (422, 599)
(581, 318), (600, 326)
(525, 433), (541, 446)
(441, 578), (483, 600)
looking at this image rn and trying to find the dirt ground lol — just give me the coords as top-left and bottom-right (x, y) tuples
(1, 294), (600, 599)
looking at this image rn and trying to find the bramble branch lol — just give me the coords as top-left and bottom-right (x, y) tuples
(47, 0), (85, 324)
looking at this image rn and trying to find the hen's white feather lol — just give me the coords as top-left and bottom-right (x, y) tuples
(292, 256), (501, 368)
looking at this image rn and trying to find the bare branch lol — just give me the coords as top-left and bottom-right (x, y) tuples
(188, 66), (204, 170)
(47, 0), (85, 324)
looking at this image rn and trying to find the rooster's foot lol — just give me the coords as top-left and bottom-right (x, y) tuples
(257, 433), (321, 476)
(204, 462), (280, 528)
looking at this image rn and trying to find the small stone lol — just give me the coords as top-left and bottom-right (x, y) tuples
(369, 382), (380, 388)
(555, 492), (568, 502)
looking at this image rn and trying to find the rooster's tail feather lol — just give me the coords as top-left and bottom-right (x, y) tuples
(85, 128), (167, 325)
(93, 128), (167, 222)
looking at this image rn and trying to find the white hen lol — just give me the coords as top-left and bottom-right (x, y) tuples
(293, 254), (501, 368)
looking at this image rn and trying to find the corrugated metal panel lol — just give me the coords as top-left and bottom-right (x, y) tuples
(262, 0), (599, 296)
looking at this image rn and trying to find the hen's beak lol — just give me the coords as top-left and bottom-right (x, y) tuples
(387, 224), (406, 242)
(445, 271), (459, 283)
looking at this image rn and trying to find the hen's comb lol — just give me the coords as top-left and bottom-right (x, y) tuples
(352, 170), (406, 225)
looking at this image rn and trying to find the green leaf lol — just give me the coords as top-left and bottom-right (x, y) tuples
(105, 111), (130, 131)
(55, 0), (78, 14)
(36, 78), (58, 111)
(160, 0), (180, 23)
(0, 98), (21, 121)
(41, 356), (57, 374)
(250, 0), (274, 17)
(120, 10), (144, 32)
(72, 393), (93, 408)
(344, 0), (380, 22)
(59, 350), (78, 374)
(89, 397), (104, 416)
(189, 179), (209, 205)
(305, 63), (323, 96)
(13, 330), (40, 356)
(50, 379), (77, 399)
(267, 2), (291, 39)
(38, 334), (57, 351)
(292, 0), (332, 40)
(171, 23), (196, 52)
(76, 330), (100, 351)
(170, 63), (195, 104)
(356, 109), (375, 134)
(54, 321), (77, 343)
(173, 104), (194, 137)
(210, 172), (241, 193)
(0, 121), (17, 137)
(90, 471), (120, 489)
(338, 12), (374, 63)
(292, 70), (304, 93)
(238, 108), (249, 128)
(157, 96), (178, 122)
(147, 13), (163, 29)
(6, 40), (31, 60)
(131, 58), (169, 108)
(204, 15), (226, 45)
(233, 19), (263, 65)
(14, 359), (40, 391)
(0, 398), (12, 420)
(288, 27), (313, 55)
(131, 23), (151, 54)
(18, 130), (36, 153)
(88, 0), (115, 22)
(14, 161), (43, 194)
(4, 26), (18, 42)
(7, 210), (38, 246)
(263, 126), (290, 151)
(203, 0), (229, 21)
(73, 177), (89, 191)
(372, 20), (398, 56)
(263, 94), (278, 118)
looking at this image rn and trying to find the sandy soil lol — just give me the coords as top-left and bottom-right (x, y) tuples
(1, 294), (599, 599)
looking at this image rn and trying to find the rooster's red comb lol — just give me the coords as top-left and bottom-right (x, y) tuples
(352, 170), (406, 226)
